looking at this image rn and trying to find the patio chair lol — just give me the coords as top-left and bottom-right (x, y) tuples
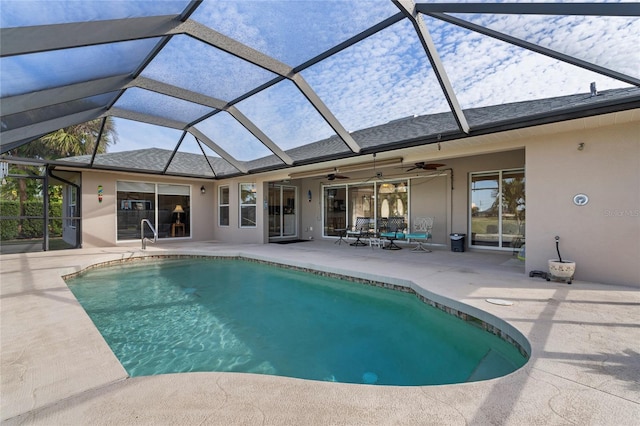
(406, 217), (434, 252)
(380, 216), (406, 250)
(346, 217), (371, 246)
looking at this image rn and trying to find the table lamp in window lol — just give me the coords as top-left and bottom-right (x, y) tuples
(173, 204), (184, 224)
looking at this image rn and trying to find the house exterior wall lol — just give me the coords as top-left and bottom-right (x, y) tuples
(212, 179), (265, 244)
(449, 150), (526, 239)
(81, 172), (215, 247)
(275, 150), (525, 244)
(408, 174), (449, 245)
(74, 112), (639, 287)
(525, 120), (640, 287)
(276, 118), (639, 287)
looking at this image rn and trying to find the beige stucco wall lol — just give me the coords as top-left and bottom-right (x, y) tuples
(278, 150), (525, 245)
(210, 178), (266, 244)
(74, 111), (639, 286)
(275, 118), (640, 287)
(81, 172), (216, 247)
(525, 120), (640, 287)
(448, 150), (526, 238)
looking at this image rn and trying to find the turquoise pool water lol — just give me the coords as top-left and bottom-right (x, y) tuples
(66, 258), (527, 386)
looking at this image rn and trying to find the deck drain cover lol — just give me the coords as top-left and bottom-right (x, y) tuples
(486, 298), (513, 306)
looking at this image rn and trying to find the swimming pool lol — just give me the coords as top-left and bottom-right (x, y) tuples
(66, 257), (528, 386)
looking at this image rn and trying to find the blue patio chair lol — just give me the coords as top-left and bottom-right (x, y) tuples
(406, 217), (434, 252)
(380, 216), (406, 250)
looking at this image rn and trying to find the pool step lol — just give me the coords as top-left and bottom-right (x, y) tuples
(467, 349), (518, 382)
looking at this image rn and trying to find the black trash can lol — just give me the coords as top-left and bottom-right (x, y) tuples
(450, 233), (466, 252)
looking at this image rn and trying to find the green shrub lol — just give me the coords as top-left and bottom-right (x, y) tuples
(48, 202), (62, 236)
(0, 201), (20, 240)
(22, 201), (44, 239)
(0, 201), (63, 240)
(21, 201), (63, 238)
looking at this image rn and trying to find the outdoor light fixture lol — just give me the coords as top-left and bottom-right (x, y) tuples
(577, 142), (585, 151)
(173, 205), (184, 224)
(200, 185), (206, 194)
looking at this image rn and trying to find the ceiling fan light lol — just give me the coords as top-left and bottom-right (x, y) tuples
(379, 183), (395, 193)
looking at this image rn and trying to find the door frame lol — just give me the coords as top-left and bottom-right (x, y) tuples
(268, 183), (298, 241)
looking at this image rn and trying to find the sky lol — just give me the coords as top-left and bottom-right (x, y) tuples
(1, 0), (638, 159)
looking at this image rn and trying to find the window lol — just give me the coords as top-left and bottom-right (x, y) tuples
(239, 183), (256, 228)
(158, 184), (190, 238)
(376, 180), (408, 224)
(322, 179), (409, 237)
(470, 170), (525, 249)
(348, 184), (374, 231)
(116, 181), (191, 240)
(219, 185), (229, 226)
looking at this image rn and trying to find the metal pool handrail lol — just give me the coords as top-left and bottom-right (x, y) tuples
(141, 219), (157, 250)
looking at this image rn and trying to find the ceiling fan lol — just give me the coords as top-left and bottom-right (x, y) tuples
(406, 161), (446, 172)
(365, 153), (386, 182)
(326, 168), (349, 181)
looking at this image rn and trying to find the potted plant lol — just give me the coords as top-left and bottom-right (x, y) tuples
(547, 236), (576, 284)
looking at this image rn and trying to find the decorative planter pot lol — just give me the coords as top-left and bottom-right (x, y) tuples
(547, 260), (576, 284)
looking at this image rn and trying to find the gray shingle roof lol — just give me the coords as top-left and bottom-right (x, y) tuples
(59, 86), (640, 178)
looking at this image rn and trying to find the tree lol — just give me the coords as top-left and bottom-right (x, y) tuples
(15, 117), (117, 159)
(501, 176), (526, 235)
(2, 118), (118, 237)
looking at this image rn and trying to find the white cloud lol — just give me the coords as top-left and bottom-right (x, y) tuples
(427, 12), (636, 107)
(473, 13), (640, 78)
(235, 80), (336, 151)
(109, 119), (184, 153)
(3, 1), (637, 161)
(0, 0), (188, 27)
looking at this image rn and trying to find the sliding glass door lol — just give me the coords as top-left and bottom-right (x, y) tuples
(268, 184), (297, 239)
(116, 181), (191, 240)
(348, 184), (374, 228)
(470, 170), (525, 249)
(323, 186), (347, 236)
(323, 180), (409, 237)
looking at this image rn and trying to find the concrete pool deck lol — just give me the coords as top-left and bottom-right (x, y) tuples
(1, 240), (639, 425)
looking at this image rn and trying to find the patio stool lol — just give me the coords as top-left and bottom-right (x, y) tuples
(369, 237), (384, 249)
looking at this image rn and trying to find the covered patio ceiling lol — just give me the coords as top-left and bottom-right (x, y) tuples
(1, 1), (639, 179)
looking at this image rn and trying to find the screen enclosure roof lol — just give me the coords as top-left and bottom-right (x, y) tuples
(1, 1), (639, 179)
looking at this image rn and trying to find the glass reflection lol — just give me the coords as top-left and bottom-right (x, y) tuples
(324, 186), (347, 237)
(470, 170), (525, 249)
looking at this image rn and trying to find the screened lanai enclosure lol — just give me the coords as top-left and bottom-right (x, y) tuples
(1, 1), (639, 252)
